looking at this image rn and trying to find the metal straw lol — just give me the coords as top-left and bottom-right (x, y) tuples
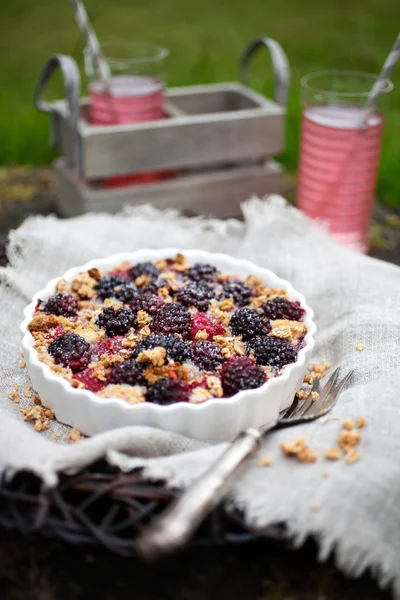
(68, 0), (110, 81)
(357, 33), (400, 127)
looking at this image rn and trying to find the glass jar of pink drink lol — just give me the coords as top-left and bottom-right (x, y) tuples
(297, 70), (393, 253)
(84, 40), (171, 188)
(84, 40), (169, 125)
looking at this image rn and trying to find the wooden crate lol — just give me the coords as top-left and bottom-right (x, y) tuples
(48, 83), (285, 180)
(36, 39), (289, 217)
(54, 158), (283, 218)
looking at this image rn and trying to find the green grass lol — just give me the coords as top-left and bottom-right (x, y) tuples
(1, 0), (399, 206)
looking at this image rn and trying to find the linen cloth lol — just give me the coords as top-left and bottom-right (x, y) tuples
(1, 196), (400, 595)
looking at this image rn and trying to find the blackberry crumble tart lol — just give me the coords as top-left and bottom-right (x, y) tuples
(28, 254), (307, 405)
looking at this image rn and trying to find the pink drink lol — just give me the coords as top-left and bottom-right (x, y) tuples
(297, 104), (384, 253)
(89, 75), (164, 125)
(89, 75), (171, 187)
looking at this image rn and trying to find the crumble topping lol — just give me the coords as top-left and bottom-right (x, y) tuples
(135, 274), (152, 287)
(218, 298), (235, 311)
(325, 447), (341, 460)
(173, 253), (190, 271)
(68, 428), (84, 443)
(56, 279), (67, 293)
(206, 375), (223, 398)
(195, 329), (209, 341)
(98, 384), (146, 404)
(339, 430), (361, 451)
(160, 271), (180, 291)
(21, 405), (55, 432)
(304, 361), (331, 384)
(71, 271), (97, 299)
(137, 347), (166, 367)
(189, 387), (212, 404)
(137, 310), (151, 327)
(345, 449), (360, 464)
(356, 416), (367, 428)
(26, 253), (307, 407)
(280, 436), (318, 463)
(87, 268), (101, 281)
(259, 456), (272, 467)
(28, 313), (71, 333)
(8, 389), (20, 403)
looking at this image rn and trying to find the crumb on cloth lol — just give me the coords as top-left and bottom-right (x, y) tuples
(280, 436), (318, 463)
(68, 428), (84, 443)
(259, 456), (272, 467)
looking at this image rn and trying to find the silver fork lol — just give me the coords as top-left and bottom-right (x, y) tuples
(137, 367), (352, 560)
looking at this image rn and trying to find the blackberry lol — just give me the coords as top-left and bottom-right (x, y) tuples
(229, 308), (270, 341)
(96, 306), (137, 337)
(48, 333), (91, 372)
(96, 275), (138, 303)
(151, 303), (191, 338)
(221, 356), (266, 396)
(219, 281), (251, 307)
(42, 293), (78, 318)
(109, 358), (145, 386)
(175, 282), (214, 311)
(190, 312), (225, 340)
(129, 291), (164, 315)
(251, 336), (298, 370)
(130, 261), (160, 281)
(134, 334), (192, 363)
(140, 278), (167, 295)
(192, 341), (224, 371)
(263, 297), (305, 322)
(186, 262), (217, 282)
(147, 378), (190, 405)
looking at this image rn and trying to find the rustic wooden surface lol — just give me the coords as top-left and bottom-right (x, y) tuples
(0, 167), (398, 599)
(0, 532), (392, 600)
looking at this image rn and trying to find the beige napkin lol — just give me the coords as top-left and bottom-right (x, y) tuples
(1, 196), (400, 596)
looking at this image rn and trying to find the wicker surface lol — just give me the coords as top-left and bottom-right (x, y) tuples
(0, 461), (287, 554)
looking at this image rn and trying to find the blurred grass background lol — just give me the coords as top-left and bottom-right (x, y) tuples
(0, 0), (399, 206)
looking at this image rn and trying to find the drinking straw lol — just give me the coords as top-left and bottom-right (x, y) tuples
(68, 0), (110, 81)
(357, 33), (400, 127)
(68, 0), (121, 123)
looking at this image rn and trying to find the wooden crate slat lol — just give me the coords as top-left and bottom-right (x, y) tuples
(54, 158), (283, 219)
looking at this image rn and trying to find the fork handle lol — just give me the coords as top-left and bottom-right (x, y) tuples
(137, 428), (268, 560)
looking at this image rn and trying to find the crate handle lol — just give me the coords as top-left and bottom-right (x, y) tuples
(34, 54), (81, 170)
(239, 37), (290, 108)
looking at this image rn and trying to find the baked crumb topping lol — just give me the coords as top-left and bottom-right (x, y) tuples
(137, 347), (166, 367)
(356, 416), (367, 428)
(206, 375), (223, 398)
(189, 387), (212, 404)
(280, 436), (318, 463)
(258, 456), (272, 467)
(68, 428), (84, 443)
(98, 384), (146, 404)
(325, 447), (341, 460)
